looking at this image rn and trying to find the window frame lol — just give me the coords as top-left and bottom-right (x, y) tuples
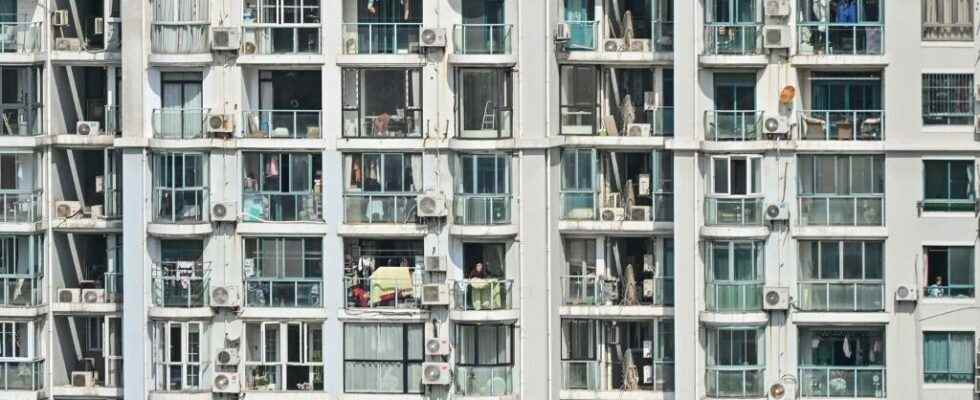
(344, 152), (422, 194)
(923, 331), (976, 384)
(341, 68), (423, 138)
(342, 323), (424, 394)
(924, 246), (975, 298)
(454, 324), (514, 367)
(922, 73), (975, 125)
(710, 155), (762, 196)
(0, 321), (32, 360)
(242, 236), (323, 307)
(921, 0), (975, 41)
(244, 321), (324, 391)
(922, 159), (976, 212)
(457, 153), (510, 195)
(559, 65), (600, 136)
(455, 68), (514, 139)
(153, 320), (205, 391)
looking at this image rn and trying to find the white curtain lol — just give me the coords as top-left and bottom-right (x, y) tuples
(344, 324), (413, 392)
(948, 333), (974, 373)
(410, 154), (422, 192)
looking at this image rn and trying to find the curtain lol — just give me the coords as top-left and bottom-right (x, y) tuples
(948, 333), (974, 374)
(410, 154), (422, 192)
(924, 333), (948, 373)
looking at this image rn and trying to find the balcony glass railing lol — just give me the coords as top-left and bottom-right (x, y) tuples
(797, 282), (884, 311)
(562, 360), (598, 390)
(561, 275), (673, 306)
(924, 284), (974, 298)
(798, 196), (883, 226)
(105, 271), (123, 302)
(151, 262), (210, 308)
(0, 22), (41, 54)
(705, 110), (762, 141)
(105, 186), (122, 219)
(152, 187), (208, 223)
(245, 279), (321, 307)
(452, 279), (513, 311)
(0, 105), (42, 136)
(0, 359), (43, 390)
(343, 194), (418, 224)
(0, 191), (40, 223)
(341, 23), (422, 54)
(799, 366), (885, 398)
(799, 110), (883, 140)
(0, 276), (40, 306)
(241, 110), (321, 139)
(705, 196), (763, 226)
(655, 193), (674, 222)
(705, 282), (763, 312)
(104, 105), (120, 136)
(343, 109), (423, 138)
(153, 360), (209, 392)
(453, 24), (512, 55)
(242, 25), (320, 54)
(151, 23), (210, 54)
(797, 24), (883, 56)
(650, 107), (674, 137)
(345, 276), (421, 309)
(453, 194), (510, 225)
(152, 108), (209, 139)
(455, 365), (512, 396)
(564, 21), (597, 51)
(561, 193), (672, 222)
(241, 192), (322, 222)
(706, 366), (765, 398)
(703, 24), (762, 55)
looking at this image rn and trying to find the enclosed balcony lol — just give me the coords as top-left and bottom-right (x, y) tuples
(797, 0), (883, 56)
(243, 236), (323, 307)
(341, 0), (421, 55)
(242, 0), (321, 55)
(0, 152), (41, 224)
(343, 239), (424, 310)
(0, 67), (42, 136)
(151, 261), (210, 308)
(799, 72), (882, 140)
(242, 152), (323, 222)
(242, 70), (322, 139)
(702, 0), (762, 56)
(560, 319), (674, 393)
(705, 240), (763, 313)
(0, 21), (41, 54)
(152, 108), (208, 139)
(454, 324), (514, 396)
(152, 320), (208, 392)
(0, 359), (43, 391)
(454, 153), (511, 225)
(151, 152), (208, 224)
(560, 0), (673, 54)
(560, 149), (673, 223)
(151, 0), (210, 55)
(798, 154), (884, 227)
(456, 69), (513, 139)
(706, 327), (765, 398)
(343, 68), (422, 138)
(798, 240), (884, 312)
(343, 153), (421, 224)
(560, 66), (674, 137)
(798, 328), (885, 398)
(705, 155), (763, 226)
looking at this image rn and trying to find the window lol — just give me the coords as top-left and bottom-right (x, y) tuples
(803, 72), (883, 140)
(457, 243), (510, 310)
(156, 72), (204, 139)
(0, 321), (31, 359)
(343, 239), (424, 309)
(563, 0), (596, 50)
(798, 328), (886, 398)
(0, 235), (43, 306)
(562, 238), (598, 305)
(152, 152), (207, 223)
(705, 241), (764, 312)
(155, 240), (206, 307)
(151, 0), (210, 54)
(455, 324), (514, 395)
(344, 323), (423, 393)
(560, 319), (674, 391)
(798, 154), (884, 226)
(342, 69), (422, 137)
(923, 332), (975, 383)
(242, 152), (323, 222)
(560, 319), (597, 389)
(706, 327), (764, 398)
(456, 153), (511, 225)
(923, 74), (974, 125)
(242, 0), (320, 53)
(86, 318), (103, 352)
(243, 237), (323, 307)
(153, 321), (205, 391)
(925, 246), (975, 298)
(709, 74), (758, 140)
(456, 69), (513, 138)
(711, 155), (761, 196)
(797, 0), (883, 55)
(704, 0), (760, 55)
(244, 321), (324, 391)
(560, 149), (596, 219)
(922, 0), (974, 41)
(245, 71), (322, 138)
(923, 160), (975, 212)
(799, 241), (884, 311)
(0, 153), (39, 195)
(560, 66), (598, 135)
(0, 68), (42, 136)
(246, 0), (319, 24)
(344, 153), (423, 224)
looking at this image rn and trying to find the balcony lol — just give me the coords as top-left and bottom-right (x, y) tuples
(798, 196), (883, 226)
(705, 110), (762, 141)
(561, 357), (674, 392)
(452, 279), (513, 311)
(241, 110), (321, 139)
(242, 25), (320, 55)
(153, 361), (209, 392)
(704, 197), (763, 226)
(705, 282), (762, 312)
(454, 194), (510, 225)
(453, 24), (512, 55)
(152, 108), (209, 139)
(797, 24), (883, 56)
(343, 108), (422, 138)
(0, 359), (43, 391)
(245, 279), (321, 307)
(344, 276), (420, 309)
(455, 366), (512, 396)
(797, 282), (884, 312)
(0, 22), (41, 54)
(151, 262), (210, 308)
(343, 194), (418, 224)
(0, 191), (40, 223)
(0, 276), (40, 307)
(561, 275), (673, 307)
(798, 366), (885, 398)
(703, 24), (762, 56)
(152, 188), (208, 224)
(561, 19), (673, 55)
(0, 104), (42, 136)
(242, 192), (322, 222)
(705, 366), (764, 398)
(341, 23), (422, 55)
(799, 110), (883, 141)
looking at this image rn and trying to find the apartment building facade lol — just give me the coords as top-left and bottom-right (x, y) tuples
(0, 1), (976, 400)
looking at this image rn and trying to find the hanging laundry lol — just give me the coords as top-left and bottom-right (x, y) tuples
(404, 0), (411, 20)
(842, 336), (852, 359)
(367, 0), (377, 14)
(266, 157), (279, 178)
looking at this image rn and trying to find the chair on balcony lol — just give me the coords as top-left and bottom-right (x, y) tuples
(858, 117), (881, 140)
(802, 114), (826, 139)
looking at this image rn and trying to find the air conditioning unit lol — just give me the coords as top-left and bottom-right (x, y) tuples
(643, 254), (656, 273)
(762, 114), (789, 137)
(629, 206), (651, 221)
(82, 289), (106, 303)
(212, 372), (240, 393)
(417, 192), (448, 218)
(56, 201), (83, 218)
(77, 121), (100, 135)
(210, 286), (240, 308)
(421, 362), (451, 385)
(425, 338), (450, 356)
(895, 285), (918, 302)
(58, 288), (81, 303)
(420, 28), (447, 47)
(637, 174), (651, 196)
(765, 0), (791, 17)
(600, 207), (626, 221)
(212, 27), (241, 51)
(420, 284), (449, 306)
(603, 38), (625, 52)
(627, 123), (651, 137)
(642, 279), (655, 298)
(424, 256), (445, 272)
(555, 23), (571, 42)
(763, 26), (791, 49)
(55, 37), (82, 51)
(211, 202), (237, 222)
(52, 10), (69, 27)
(765, 203), (789, 221)
(215, 348), (240, 366)
(93, 17), (104, 35)
(207, 114), (234, 135)
(71, 371), (96, 387)
(762, 286), (789, 310)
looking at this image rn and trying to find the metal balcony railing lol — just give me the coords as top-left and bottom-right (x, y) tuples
(453, 194), (511, 225)
(245, 279), (322, 307)
(705, 282), (763, 312)
(104, 105), (121, 136)
(561, 275), (673, 306)
(705, 366), (765, 398)
(0, 359), (43, 390)
(703, 24), (762, 55)
(797, 24), (884, 56)
(705, 110), (763, 141)
(344, 276), (421, 309)
(0, 105), (42, 136)
(798, 196), (883, 226)
(241, 110), (321, 139)
(799, 110), (883, 140)
(242, 25), (320, 54)
(452, 279), (513, 311)
(797, 282), (884, 312)
(241, 192), (322, 222)
(455, 365), (513, 396)
(152, 187), (208, 224)
(153, 360), (209, 392)
(453, 24), (512, 55)
(0, 276), (40, 306)
(341, 23), (422, 54)
(798, 366), (885, 398)
(343, 194), (418, 224)
(0, 191), (40, 223)
(704, 196), (763, 226)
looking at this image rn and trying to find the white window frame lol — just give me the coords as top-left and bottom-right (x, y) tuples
(0, 321), (32, 360)
(710, 155), (762, 196)
(244, 321), (324, 391)
(154, 320), (205, 391)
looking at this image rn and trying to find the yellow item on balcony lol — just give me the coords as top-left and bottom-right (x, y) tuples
(469, 278), (502, 310)
(369, 266), (413, 305)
